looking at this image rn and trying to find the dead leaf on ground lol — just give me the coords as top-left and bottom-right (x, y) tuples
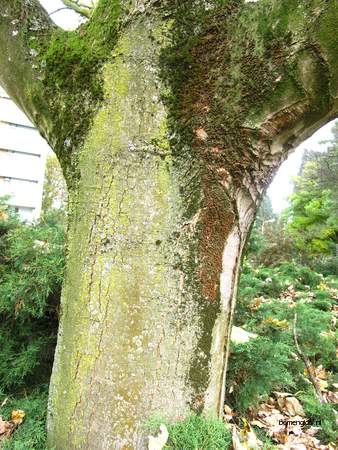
(0, 417), (14, 438)
(224, 403), (235, 422)
(232, 422), (263, 450)
(148, 424), (168, 450)
(249, 393), (337, 450)
(195, 127), (208, 141)
(284, 397), (305, 417)
(263, 317), (289, 329)
(249, 297), (263, 310)
(325, 390), (338, 403)
(11, 410), (25, 425)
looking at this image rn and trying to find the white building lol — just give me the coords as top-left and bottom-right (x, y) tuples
(0, 86), (48, 222)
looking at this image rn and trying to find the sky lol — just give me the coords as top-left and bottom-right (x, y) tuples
(1, 0), (336, 213)
(267, 120), (336, 212)
(39, 0), (85, 29)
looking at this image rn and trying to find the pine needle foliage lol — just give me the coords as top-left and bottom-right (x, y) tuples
(299, 392), (337, 443)
(0, 200), (64, 392)
(227, 338), (294, 413)
(0, 387), (49, 450)
(231, 258), (338, 442)
(146, 414), (231, 450)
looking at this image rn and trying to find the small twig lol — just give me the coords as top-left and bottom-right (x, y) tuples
(1, 397), (8, 408)
(49, 7), (70, 16)
(293, 313), (326, 403)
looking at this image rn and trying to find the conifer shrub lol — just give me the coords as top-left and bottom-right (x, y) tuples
(226, 337), (294, 413)
(231, 258), (337, 443)
(146, 414), (231, 450)
(312, 256), (338, 276)
(0, 200), (64, 391)
(0, 388), (49, 450)
(275, 261), (322, 288)
(0, 200), (64, 448)
(299, 392), (337, 443)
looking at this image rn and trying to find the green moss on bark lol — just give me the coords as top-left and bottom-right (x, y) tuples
(32, 0), (122, 183)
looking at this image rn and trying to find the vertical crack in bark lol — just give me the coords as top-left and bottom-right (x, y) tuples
(204, 221), (241, 415)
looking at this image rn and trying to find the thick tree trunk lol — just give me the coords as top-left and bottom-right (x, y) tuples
(46, 17), (258, 448)
(1, 1), (337, 449)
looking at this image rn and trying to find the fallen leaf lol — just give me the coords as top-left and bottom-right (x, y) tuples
(224, 404), (235, 422)
(318, 379), (328, 392)
(195, 127), (208, 141)
(239, 420), (263, 449)
(0, 417), (13, 438)
(148, 424), (168, 450)
(317, 282), (328, 291)
(326, 390), (338, 403)
(232, 425), (246, 450)
(284, 397), (304, 417)
(231, 326), (258, 344)
(263, 317), (289, 329)
(315, 365), (329, 379)
(14, 299), (24, 316)
(250, 419), (266, 429)
(11, 410), (25, 425)
(249, 297), (263, 310)
(0, 211), (8, 221)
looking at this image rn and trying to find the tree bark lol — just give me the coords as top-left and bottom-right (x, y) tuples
(1, 0), (337, 449)
(0, 0), (55, 144)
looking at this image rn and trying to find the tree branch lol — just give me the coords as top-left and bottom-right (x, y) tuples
(293, 313), (326, 404)
(222, 0), (338, 195)
(60, 0), (95, 18)
(0, 0), (58, 148)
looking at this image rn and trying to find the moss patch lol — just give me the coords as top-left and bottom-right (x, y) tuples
(32, 0), (122, 184)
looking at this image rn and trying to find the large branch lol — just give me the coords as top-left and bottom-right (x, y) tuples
(0, 0), (57, 148)
(237, 0), (338, 186)
(185, 0), (338, 201)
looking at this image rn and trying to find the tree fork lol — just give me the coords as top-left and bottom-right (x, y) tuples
(0, 0), (337, 449)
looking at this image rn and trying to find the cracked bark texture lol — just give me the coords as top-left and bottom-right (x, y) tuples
(0, 0), (337, 449)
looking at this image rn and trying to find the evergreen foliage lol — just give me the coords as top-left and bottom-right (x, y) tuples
(227, 337), (294, 412)
(0, 388), (49, 450)
(229, 258), (337, 443)
(0, 199), (64, 392)
(285, 123), (338, 255)
(147, 414), (231, 450)
(299, 392), (337, 443)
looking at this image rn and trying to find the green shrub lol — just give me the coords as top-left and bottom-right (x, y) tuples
(147, 414), (231, 450)
(299, 392), (337, 443)
(312, 257), (338, 276)
(0, 204), (64, 392)
(295, 303), (336, 369)
(0, 387), (48, 450)
(311, 298), (333, 311)
(226, 337), (294, 413)
(276, 261), (322, 288)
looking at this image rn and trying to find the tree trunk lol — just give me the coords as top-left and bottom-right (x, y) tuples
(46, 16), (257, 448)
(1, 1), (337, 449)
